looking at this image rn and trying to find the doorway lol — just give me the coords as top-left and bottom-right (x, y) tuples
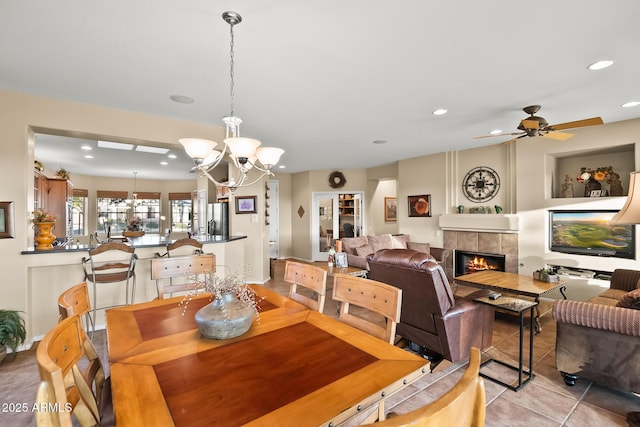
(312, 192), (364, 261)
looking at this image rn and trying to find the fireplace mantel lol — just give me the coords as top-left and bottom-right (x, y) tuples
(439, 214), (520, 233)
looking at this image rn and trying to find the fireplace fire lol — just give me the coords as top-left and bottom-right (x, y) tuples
(455, 250), (505, 277)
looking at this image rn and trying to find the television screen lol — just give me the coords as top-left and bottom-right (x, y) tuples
(549, 210), (635, 259)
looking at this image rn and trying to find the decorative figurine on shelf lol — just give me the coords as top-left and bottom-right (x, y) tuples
(494, 205), (503, 214)
(561, 174), (574, 198)
(607, 172), (624, 196)
(457, 205), (464, 214)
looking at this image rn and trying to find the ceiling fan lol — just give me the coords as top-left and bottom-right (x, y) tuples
(474, 105), (603, 144)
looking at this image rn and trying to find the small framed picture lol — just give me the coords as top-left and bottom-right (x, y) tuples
(384, 197), (397, 222)
(335, 252), (348, 268)
(589, 190), (602, 198)
(408, 195), (431, 217)
(0, 201), (15, 238)
(235, 195), (257, 214)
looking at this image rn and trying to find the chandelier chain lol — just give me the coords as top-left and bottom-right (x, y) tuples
(229, 21), (235, 117)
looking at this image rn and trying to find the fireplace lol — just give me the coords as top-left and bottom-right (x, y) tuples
(454, 250), (505, 277)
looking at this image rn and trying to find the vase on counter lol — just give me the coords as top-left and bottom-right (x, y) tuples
(34, 222), (56, 250)
(194, 292), (255, 339)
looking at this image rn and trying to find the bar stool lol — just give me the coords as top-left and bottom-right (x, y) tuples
(154, 237), (203, 258)
(82, 242), (137, 336)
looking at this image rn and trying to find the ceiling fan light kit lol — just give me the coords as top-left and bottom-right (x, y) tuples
(180, 11), (285, 192)
(474, 104), (603, 145)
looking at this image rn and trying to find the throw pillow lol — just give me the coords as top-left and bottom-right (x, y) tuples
(368, 234), (393, 253)
(355, 244), (374, 257)
(616, 288), (640, 309)
(407, 241), (430, 254)
(391, 234), (410, 249)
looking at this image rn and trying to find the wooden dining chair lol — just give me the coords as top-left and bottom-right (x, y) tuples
(283, 261), (328, 313)
(57, 282), (110, 405)
(332, 274), (402, 345)
(361, 347), (486, 426)
(36, 314), (114, 427)
(151, 253), (216, 299)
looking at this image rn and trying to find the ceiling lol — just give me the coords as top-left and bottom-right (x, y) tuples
(2, 1), (640, 180)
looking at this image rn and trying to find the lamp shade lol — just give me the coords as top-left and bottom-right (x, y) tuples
(610, 171), (640, 224)
(225, 137), (261, 159)
(179, 138), (218, 159)
(256, 147), (284, 168)
(201, 149), (222, 166)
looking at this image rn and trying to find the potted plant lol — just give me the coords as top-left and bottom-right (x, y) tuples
(0, 310), (26, 363)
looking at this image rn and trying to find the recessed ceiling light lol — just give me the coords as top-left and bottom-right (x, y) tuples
(587, 60), (614, 70)
(135, 145), (170, 154)
(170, 94), (195, 104)
(168, 154), (177, 159)
(81, 145), (92, 151)
(84, 155), (94, 159)
(98, 140), (134, 150)
(432, 109), (448, 116)
(490, 129), (503, 135)
(373, 140), (387, 144)
(160, 161), (168, 166)
(278, 165), (285, 169)
(622, 101), (640, 108)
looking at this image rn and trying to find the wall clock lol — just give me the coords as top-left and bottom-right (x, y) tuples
(462, 166), (500, 202)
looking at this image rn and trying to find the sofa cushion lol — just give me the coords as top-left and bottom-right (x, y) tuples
(599, 288), (629, 301)
(617, 288), (640, 309)
(368, 234), (393, 253)
(407, 241), (430, 254)
(355, 244), (374, 258)
(391, 234), (411, 249)
(342, 236), (369, 255)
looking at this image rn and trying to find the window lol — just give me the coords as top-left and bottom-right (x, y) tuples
(72, 188), (88, 236)
(169, 192), (192, 232)
(97, 190), (162, 234)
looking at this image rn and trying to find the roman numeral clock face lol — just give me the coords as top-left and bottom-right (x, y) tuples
(462, 167), (500, 202)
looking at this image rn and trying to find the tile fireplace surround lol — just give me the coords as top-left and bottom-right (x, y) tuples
(440, 214), (520, 279)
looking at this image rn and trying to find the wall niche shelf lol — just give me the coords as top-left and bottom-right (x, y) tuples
(548, 144), (635, 200)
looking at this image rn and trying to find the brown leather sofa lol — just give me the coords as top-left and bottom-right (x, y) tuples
(552, 269), (640, 393)
(366, 249), (494, 363)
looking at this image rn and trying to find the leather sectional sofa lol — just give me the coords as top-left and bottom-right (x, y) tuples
(552, 268), (640, 393)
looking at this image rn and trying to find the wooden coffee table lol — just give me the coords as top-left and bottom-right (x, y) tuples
(454, 270), (566, 333)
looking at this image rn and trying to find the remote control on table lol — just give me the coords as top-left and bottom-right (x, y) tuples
(489, 292), (501, 300)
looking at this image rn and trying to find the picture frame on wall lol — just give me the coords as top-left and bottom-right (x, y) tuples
(0, 201), (15, 238)
(408, 195), (431, 217)
(235, 196), (257, 214)
(384, 197), (397, 222)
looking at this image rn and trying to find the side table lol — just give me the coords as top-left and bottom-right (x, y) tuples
(474, 295), (537, 391)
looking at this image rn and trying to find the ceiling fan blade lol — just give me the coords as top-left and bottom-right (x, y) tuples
(521, 119), (540, 130)
(474, 132), (523, 139)
(501, 134), (528, 145)
(543, 131), (574, 141)
(550, 117), (603, 131)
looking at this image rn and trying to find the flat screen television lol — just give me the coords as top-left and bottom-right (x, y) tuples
(549, 210), (635, 259)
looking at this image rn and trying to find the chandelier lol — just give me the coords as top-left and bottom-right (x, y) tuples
(180, 11), (284, 192)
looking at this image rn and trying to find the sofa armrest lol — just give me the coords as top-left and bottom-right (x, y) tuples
(346, 253), (368, 270)
(552, 300), (640, 337)
(610, 269), (640, 292)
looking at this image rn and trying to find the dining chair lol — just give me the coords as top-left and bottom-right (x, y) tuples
(155, 237), (203, 258)
(36, 314), (114, 427)
(81, 242), (137, 337)
(360, 347), (486, 426)
(57, 281), (93, 334)
(332, 274), (402, 345)
(283, 261), (328, 313)
(151, 253), (216, 299)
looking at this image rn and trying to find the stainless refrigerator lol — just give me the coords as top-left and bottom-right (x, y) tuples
(207, 202), (229, 238)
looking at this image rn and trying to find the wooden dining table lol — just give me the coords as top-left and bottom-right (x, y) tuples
(105, 285), (429, 427)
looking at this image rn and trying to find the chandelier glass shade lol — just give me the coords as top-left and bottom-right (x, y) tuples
(180, 11), (284, 191)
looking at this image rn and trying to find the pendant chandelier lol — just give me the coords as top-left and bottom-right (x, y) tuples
(180, 11), (284, 192)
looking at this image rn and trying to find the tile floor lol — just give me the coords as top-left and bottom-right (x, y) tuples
(1, 267), (639, 426)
